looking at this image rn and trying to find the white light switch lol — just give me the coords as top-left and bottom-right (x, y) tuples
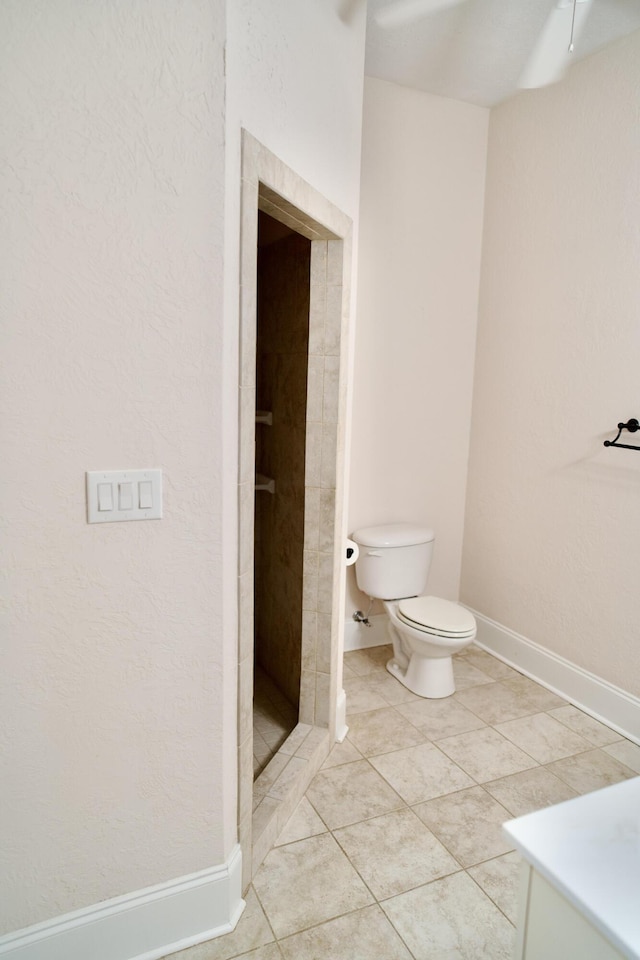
(138, 480), (153, 510)
(87, 470), (162, 523)
(97, 482), (114, 511)
(119, 482), (134, 511)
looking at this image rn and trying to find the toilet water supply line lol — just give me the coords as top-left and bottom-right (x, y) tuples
(353, 597), (374, 627)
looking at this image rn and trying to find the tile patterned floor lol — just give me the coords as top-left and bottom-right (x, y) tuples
(167, 644), (640, 960)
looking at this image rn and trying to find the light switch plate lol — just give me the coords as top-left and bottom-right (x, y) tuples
(87, 469), (163, 523)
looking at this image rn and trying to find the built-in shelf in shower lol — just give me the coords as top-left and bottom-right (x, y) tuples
(256, 410), (273, 425)
(255, 473), (275, 494)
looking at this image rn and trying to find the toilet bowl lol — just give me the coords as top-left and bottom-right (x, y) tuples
(351, 522), (476, 699)
(384, 596), (476, 698)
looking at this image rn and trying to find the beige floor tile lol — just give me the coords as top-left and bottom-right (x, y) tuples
(275, 797), (327, 846)
(458, 647), (520, 680)
(546, 748), (636, 794)
(395, 696), (486, 741)
(168, 887), (274, 960)
(484, 765), (578, 817)
(381, 871), (514, 960)
(454, 682), (540, 725)
(321, 736), (362, 769)
(252, 833), (373, 940)
(494, 712), (592, 764)
(344, 648), (388, 677)
(342, 660), (357, 679)
(333, 807), (460, 899)
(436, 727), (538, 783)
(603, 739), (640, 773)
(306, 759), (404, 829)
(500, 676), (567, 712)
(344, 675), (389, 715)
(413, 786), (515, 867)
(233, 946), (283, 960)
(370, 742), (475, 805)
(278, 904), (414, 960)
(346, 705), (426, 757)
(366, 668), (422, 705)
(546, 705), (624, 746)
(468, 851), (521, 924)
(452, 658), (494, 689)
(455, 679), (563, 725)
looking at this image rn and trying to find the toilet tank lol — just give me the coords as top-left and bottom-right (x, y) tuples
(351, 522), (435, 600)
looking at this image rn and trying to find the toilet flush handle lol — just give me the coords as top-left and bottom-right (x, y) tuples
(366, 550), (383, 557)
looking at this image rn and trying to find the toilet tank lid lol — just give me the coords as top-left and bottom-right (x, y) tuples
(351, 522), (435, 548)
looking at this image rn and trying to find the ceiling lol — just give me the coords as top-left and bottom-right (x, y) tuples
(364, 0), (640, 107)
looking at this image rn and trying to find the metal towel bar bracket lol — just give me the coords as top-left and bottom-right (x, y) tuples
(603, 418), (640, 451)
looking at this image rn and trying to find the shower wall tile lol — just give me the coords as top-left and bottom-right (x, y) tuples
(306, 355), (325, 423)
(302, 550), (319, 612)
(239, 655), (255, 746)
(299, 669), (317, 725)
(305, 421), (323, 486)
(303, 486), (320, 552)
(308, 282), (327, 357)
(239, 386), (256, 486)
(326, 240), (343, 287)
(320, 422), (338, 489)
(316, 613), (333, 675)
(239, 732), (255, 830)
(240, 138), (352, 885)
(310, 240), (328, 287)
(239, 571), (254, 663)
(239, 809), (253, 892)
(317, 552), (334, 615)
(315, 672), (332, 727)
(239, 481), (255, 577)
(318, 490), (336, 554)
(322, 356), (340, 424)
(324, 284), (343, 357)
(302, 610), (318, 672)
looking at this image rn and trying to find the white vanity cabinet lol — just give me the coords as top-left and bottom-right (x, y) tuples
(504, 777), (640, 960)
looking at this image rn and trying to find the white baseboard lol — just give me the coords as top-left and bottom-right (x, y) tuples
(469, 609), (640, 746)
(343, 611), (640, 746)
(344, 614), (388, 651)
(0, 845), (245, 960)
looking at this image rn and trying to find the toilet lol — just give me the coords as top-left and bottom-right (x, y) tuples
(351, 522), (476, 699)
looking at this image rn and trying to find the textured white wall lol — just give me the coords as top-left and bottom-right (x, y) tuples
(347, 77), (488, 614)
(226, 0), (367, 220)
(461, 31), (640, 697)
(1, 0), (368, 938)
(0, 0), (229, 934)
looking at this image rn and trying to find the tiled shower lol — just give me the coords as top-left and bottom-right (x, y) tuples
(254, 214), (312, 772)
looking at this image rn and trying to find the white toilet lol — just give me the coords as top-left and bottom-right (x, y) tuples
(351, 522), (476, 699)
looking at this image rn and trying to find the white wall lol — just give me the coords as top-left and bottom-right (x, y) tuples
(461, 31), (640, 698)
(347, 77), (488, 615)
(226, 0), (366, 221)
(1, 0), (368, 940)
(0, 0), (229, 934)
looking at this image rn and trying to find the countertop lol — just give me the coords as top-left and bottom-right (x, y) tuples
(503, 776), (640, 960)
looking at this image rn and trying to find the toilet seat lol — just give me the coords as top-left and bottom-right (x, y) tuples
(397, 596), (476, 639)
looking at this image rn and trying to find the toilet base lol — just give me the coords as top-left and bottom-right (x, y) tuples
(386, 654), (455, 699)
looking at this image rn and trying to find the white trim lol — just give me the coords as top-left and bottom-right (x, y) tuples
(468, 609), (640, 746)
(344, 614), (388, 651)
(0, 846), (244, 960)
(335, 688), (349, 742)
